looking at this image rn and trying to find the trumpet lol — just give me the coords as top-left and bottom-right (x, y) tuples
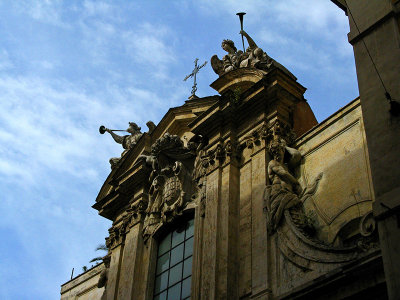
(99, 125), (128, 134)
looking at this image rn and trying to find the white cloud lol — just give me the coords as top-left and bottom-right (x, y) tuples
(15, 0), (70, 28)
(196, 0), (348, 33)
(0, 71), (185, 188)
(0, 76), (114, 184)
(83, 0), (113, 16)
(195, 0), (269, 20)
(0, 49), (13, 71)
(30, 60), (56, 70)
(122, 22), (177, 77)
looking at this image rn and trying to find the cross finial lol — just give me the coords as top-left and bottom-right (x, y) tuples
(184, 58), (207, 98)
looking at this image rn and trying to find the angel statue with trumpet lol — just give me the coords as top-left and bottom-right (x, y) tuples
(211, 30), (296, 80)
(99, 122), (144, 167)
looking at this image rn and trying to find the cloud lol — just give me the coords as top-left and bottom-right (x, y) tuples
(271, 1), (346, 32)
(0, 49), (13, 71)
(33, 60), (55, 70)
(121, 22), (177, 79)
(83, 0), (113, 17)
(0, 75), (117, 185)
(195, 0), (347, 32)
(0, 71), (186, 188)
(14, 0), (70, 29)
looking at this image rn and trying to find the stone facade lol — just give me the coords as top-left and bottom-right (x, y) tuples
(61, 264), (105, 300)
(61, 3), (399, 297)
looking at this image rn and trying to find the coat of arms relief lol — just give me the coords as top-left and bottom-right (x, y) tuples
(141, 133), (197, 241)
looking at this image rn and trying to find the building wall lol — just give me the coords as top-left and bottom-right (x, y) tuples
(296, 98), (373, 244)
(332, 1), (400, 298)
(61, 264), (104, 300)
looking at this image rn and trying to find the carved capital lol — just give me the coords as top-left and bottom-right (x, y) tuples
(126, 199), (147, 225)
(241, 130), (262, 150)
(106, 224), (124, 249)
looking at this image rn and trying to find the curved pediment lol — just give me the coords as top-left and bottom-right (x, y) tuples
(210, 67), (267, 95)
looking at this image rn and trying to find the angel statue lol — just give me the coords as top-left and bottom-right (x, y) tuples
(211, 39), (243, 75)
(211, 30), (296, 80)
(104, 122), (143, 167)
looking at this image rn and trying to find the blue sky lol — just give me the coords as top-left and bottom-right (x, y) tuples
(0, 1), (358, 299)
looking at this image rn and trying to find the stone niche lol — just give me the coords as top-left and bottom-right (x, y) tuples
(62, 36), (384, 300)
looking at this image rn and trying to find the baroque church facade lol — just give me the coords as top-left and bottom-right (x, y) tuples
(61, 1), (400, 299)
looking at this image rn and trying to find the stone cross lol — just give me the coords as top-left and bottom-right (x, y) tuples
(184, 58), (207, 97)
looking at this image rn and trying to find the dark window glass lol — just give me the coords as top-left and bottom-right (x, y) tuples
(154, 271), (168, 294)
(158, 233), (172, 256)
(172, 229), (185, 247)
(181, 277), (191, 299)
(154, 291), (167, 300)
(183, 258), (192, 278)
(170, 244), (184, 266)
(169, 262), (183, 286)
(168, 283), (181, 300)
(156, 253), (170, 275)
(186, 219), (194, 237)
(153, 218), (194, 299)
(184, 237), (193, 258)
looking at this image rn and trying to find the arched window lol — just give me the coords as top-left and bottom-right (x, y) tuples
(153, 219), (194, 300)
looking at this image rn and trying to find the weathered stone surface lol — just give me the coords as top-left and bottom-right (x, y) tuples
(200, 170), (219, 300)
(239, 161), (252, 297)
(116, 223), (143, 300)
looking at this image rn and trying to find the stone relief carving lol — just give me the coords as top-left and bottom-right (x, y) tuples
(264, 140), (303, 234)
(262, 120), (322, 235)
(141, 133), (196, 241)
(211, 30), (296, 80)
(335, 211), (378, 251)
(127, 199), (147, 222)
(190, 135), (209, 218)
(259, 121), (378, 281)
